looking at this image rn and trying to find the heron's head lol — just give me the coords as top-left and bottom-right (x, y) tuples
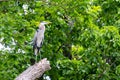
(40, 21), (51, 26)
(39, 21), (51, 29)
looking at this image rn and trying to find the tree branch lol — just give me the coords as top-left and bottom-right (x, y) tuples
(15, 58), (51, 80)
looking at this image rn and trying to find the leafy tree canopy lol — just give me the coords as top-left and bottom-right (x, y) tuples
(0, 0), (120, 80)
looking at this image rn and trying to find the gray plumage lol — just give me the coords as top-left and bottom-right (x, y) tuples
(33, 28), (45, 56)
(33, 21), (50, 62)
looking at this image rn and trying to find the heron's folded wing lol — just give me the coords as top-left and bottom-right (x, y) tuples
(33, 31), (38, 45)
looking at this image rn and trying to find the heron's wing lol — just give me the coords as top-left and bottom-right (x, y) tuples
(33, 30), (38, 55)
(33, 31), (38, 45)
(40, 36), (44, 48)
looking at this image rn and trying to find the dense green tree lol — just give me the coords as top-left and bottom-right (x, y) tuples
(0, 0), (120, 80)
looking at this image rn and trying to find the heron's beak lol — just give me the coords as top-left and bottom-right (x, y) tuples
(47, 21), (52, 24)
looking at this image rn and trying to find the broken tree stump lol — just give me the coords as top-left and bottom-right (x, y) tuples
(15, 58), (51, 80)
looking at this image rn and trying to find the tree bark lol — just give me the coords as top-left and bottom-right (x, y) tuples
(15, 58), (51, 80)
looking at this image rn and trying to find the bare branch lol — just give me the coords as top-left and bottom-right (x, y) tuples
(15, 58), (51, 80)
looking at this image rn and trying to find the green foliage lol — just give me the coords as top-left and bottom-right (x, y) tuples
(0, 51), (30, 79)
(0, 0), (120, 80)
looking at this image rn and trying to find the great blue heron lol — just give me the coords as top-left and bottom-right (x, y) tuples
(33, 21), (51, 62)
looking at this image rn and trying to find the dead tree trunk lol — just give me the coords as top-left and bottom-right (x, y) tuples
(15, 58), (51, 80)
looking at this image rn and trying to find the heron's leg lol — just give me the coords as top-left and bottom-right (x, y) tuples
(38, 47), (41, 60)
(35, 55), (37, 63)
(40, 52), (41, 60)
(34, 48), (38, 63)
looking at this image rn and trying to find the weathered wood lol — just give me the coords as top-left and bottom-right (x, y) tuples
(15, 58), (51, 80)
